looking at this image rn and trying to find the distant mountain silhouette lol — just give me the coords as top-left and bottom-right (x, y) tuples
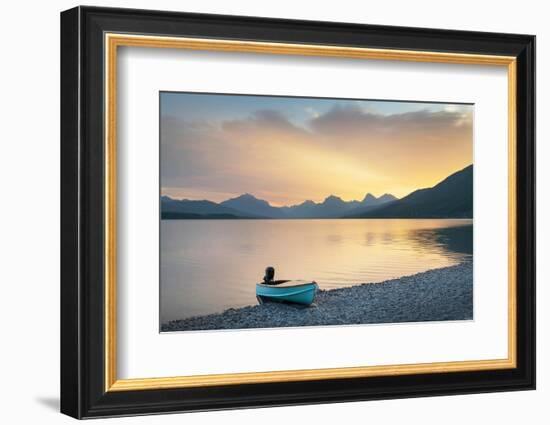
(311, 195), (349, 217)
(351, 165), (473, 218)
(378, 193), (398, 203)
(343, 193), (397, 216)
(162, 211), (254, 220)
(220, 193), (286, 218)
(361, 193), (377, 204)
(161, 196), (259, 219)
(281, 193), (395, 218)
(162, 192), (399, 219)
(280, 200), (318, 217)
(160, 166), (472, 220)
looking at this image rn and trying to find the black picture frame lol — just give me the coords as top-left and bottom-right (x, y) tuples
(61, 5), (535, 419)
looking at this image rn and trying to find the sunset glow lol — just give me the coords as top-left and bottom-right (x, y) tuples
(161, 92), (473, 205)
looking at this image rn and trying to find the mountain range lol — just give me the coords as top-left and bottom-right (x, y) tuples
(161, 192), (396, 219)
(161, 164), (473, 219)
(348, 165), (473, 218)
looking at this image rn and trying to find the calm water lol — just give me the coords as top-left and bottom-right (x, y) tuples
(160, 219), (472, 322)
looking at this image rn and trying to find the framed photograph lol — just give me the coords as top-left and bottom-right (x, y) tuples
(60, 6), (535, 419)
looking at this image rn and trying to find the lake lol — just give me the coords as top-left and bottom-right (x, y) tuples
(160, 219), (472, 323)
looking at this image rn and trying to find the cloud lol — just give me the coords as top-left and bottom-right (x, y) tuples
(305, 107), (320, 119)
(305, 104), (473, 176)
(222, 109), (307, 138)
(161, 103), (473, 204)
(310, 104), (472, 138)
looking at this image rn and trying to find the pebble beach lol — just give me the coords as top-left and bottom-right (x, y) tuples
(161, 262), (473, 332)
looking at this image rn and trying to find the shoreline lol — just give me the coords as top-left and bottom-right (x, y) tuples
(161, 262), (473, 332)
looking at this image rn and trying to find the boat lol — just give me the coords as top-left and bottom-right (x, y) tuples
(256, 280), (318, 306)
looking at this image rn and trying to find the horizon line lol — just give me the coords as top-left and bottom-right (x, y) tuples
(161, 164), (473, 208)
(161, 191), (399, 208)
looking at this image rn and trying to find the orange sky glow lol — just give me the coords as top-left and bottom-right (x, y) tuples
(161, 93), (473, 206)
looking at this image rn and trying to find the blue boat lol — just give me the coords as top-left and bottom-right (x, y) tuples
(256, 280), (318, 306)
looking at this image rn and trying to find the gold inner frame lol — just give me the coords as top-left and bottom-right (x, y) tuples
(104, 33), (517, 392)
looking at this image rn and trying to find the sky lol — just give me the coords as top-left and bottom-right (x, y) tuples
(160, 92), (473, 207)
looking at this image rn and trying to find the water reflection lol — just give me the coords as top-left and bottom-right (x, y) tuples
(433, 225), (473, 255)
(161, 219), (473, 322)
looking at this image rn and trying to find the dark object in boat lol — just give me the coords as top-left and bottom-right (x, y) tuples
(263, 266), (275, 284)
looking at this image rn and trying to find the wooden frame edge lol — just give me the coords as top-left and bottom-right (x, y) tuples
(103, 33), (518, 393)
(108, 358), (516, 391)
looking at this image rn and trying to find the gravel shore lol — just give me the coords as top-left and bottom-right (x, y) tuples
(161, 262), (473, 332)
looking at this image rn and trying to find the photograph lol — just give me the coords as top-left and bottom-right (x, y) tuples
(159, 92), (474, 332)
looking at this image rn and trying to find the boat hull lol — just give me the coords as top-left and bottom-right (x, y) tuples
(256, 282), (318, 306)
